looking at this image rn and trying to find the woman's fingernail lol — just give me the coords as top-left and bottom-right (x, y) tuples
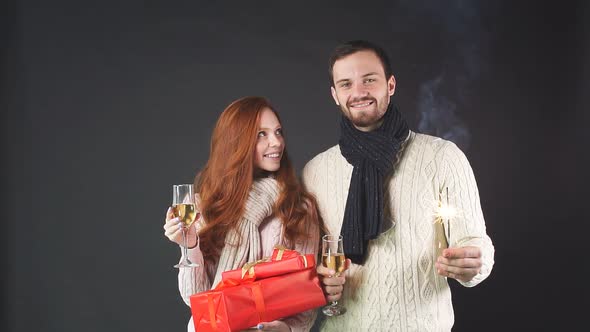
(178, 224), (183, 230)
(257, 323), (264, 330)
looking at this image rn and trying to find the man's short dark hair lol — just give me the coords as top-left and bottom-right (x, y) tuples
(328, 40), (393, 86)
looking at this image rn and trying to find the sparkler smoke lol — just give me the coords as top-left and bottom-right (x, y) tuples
(418, 75), (470, 151)
(413, 1), (492, 152)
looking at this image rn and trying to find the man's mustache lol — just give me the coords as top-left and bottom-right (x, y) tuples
(347, 97), (376, 107)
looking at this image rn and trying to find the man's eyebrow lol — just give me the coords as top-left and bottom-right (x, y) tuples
(335, 72), (380, 84)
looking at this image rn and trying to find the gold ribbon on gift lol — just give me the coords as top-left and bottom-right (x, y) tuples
(273, 245), (287, 260)
(301, 254), (308, 268)
(273, 245), (309, 267)
(241, 258), (270, 279)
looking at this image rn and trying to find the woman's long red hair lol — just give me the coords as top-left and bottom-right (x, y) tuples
(195, 97), (322, 262)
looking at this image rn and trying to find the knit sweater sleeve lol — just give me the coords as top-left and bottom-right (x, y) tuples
(441, 142), (495, 287)
(282, 201), (321, 332)
(177, 219), (215, 307)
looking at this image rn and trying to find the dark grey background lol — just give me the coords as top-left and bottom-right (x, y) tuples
(3, 1), (589, 331)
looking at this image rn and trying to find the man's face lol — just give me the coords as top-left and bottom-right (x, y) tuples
(331, 50), (396, 132)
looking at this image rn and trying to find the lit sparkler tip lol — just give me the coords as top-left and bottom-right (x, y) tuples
(434, 187), (457, 220)
(436, 204), (457, 219)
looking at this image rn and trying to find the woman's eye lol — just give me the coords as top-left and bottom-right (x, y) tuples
(275, 128), (283, 136)
(257, 131), (266, 137)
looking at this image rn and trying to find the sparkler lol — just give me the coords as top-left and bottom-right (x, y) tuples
(434, 187), (456, 258)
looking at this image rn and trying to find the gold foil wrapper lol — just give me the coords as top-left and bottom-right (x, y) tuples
(434, 218), (448, 258)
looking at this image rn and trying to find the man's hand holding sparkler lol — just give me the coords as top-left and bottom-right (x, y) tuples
(435, 246), (482, 283)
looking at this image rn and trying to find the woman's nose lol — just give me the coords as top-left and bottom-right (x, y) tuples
(268, 134), (282, 147)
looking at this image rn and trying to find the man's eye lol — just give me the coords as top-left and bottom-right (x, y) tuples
(365, 78), (376, 83)
(340, 82), (351, 88)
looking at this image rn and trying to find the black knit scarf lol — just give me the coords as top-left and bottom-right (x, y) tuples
(338, 102), (409, 264)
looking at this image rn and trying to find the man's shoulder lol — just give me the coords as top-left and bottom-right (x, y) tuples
(407, 131), (461, 154)
(303, 144), (341, 171)
(406, 132), (469, 169)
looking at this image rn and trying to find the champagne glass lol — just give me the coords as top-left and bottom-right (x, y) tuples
(172, 184), (200, 268)
(321, 234), (346, 316)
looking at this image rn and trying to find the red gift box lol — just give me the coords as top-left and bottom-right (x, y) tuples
(190, 248), (326, 332)
(222, 247), (316, 281)
(270, 246), (300, 260)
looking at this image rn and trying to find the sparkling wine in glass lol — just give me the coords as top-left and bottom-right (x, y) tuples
(322, 234), (346, 316)
(172, 184), (200, 268)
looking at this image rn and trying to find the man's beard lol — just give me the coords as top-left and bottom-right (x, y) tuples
(342, 96), (389, 128)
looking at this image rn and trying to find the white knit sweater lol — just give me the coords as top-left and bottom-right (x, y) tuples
(302, 131), (494, 331)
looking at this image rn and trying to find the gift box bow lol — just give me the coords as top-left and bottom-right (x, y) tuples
(221, 246), (316, 281)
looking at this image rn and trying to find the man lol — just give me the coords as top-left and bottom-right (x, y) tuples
(302, 40), (494, 331)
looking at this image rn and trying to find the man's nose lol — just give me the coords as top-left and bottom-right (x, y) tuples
(352, 82), (369, 97)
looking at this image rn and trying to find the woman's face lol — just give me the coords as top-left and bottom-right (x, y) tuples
(254, 108), (285, 173)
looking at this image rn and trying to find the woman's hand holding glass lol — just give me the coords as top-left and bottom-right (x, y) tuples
(164, 184), (201, 268)
(163, 206), (200, 248)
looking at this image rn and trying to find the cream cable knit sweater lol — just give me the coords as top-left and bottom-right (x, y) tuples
(178, 178), (319, 332)
(303, 131), (494, 331)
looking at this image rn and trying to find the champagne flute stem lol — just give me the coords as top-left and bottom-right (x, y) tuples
(181, 227), (188, 262)
(332, 272), (340, 306)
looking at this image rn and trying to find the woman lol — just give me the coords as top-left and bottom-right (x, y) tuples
(163, 96), (322, 332)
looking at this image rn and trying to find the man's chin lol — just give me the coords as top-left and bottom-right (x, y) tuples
(351, 114), (378, 126)
(351, 119), (372, 127)
(348, 113), (385, 130)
